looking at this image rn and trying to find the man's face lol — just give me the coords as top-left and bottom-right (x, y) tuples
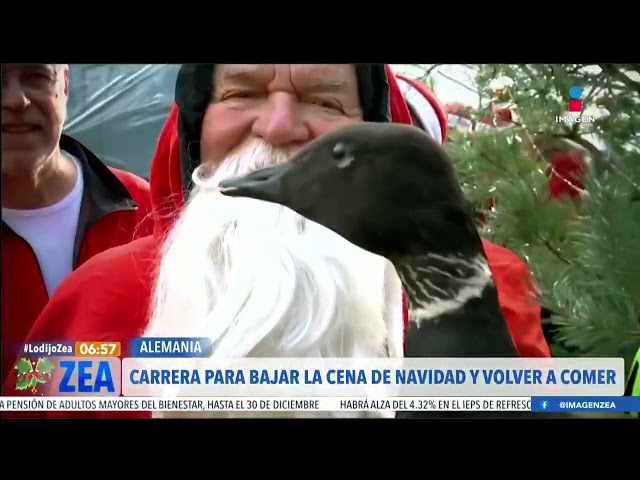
(200, 64), (363, 168)
(145, 64), (401, 373)
(1, 64), (68, 173)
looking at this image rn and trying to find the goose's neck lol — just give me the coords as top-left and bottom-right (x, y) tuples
(392, 251), (494, 326)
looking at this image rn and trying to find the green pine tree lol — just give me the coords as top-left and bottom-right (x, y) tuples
(434, 64), (640, 377)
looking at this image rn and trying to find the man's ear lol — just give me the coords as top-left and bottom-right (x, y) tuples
(63, 67), (69, 97)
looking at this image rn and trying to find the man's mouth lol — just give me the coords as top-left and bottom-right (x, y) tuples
(2, 123), (39, 133)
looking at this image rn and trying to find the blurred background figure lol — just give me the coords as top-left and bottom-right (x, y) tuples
(1, 64), (152, 391)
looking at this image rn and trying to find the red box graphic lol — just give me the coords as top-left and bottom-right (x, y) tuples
(569, 99), (582, 112)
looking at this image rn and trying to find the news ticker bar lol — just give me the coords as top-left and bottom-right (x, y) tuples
(1, 396), (640, 413)
(21, 342), (121, 357)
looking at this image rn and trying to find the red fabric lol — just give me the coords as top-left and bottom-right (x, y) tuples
(1, 166), (152, 410)
(546, 152), (585, 200)
(11, 65), (414, 418)
(394, 74), (449, 142)
(149, 104), (183, 240)
(480, 239), (549, 358)
(493, 105), (513, 123)
(3, 237), (158, 418)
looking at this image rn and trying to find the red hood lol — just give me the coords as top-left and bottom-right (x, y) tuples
(150, 64), (412, 238)
(395, 74), (448, 143)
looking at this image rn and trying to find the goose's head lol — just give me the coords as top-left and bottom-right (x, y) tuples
(219, 122), (480, 260)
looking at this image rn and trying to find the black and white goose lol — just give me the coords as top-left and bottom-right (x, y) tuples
(218, 123), (622, 419)
(220, 123), (519, 359)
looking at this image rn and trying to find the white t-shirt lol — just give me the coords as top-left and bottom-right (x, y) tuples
(3, 152), (84, 298)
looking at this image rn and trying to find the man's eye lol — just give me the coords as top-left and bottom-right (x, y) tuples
(221, 91), (258, 101)
(312, 99), (338, 109)
(22, 73), (54, 89)
(309, 99), (345, 115)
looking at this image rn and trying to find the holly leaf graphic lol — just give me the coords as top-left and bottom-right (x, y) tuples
(15, 375), (30, 391)
(37, 376), (48, 384)
(36, 357), (55, 375)
(14, 358), (32, 375)
(27, 376), (38, 389)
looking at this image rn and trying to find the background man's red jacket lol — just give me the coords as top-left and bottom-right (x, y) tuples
(1, 135), (153, 389)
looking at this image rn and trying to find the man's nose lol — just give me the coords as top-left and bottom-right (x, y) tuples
(252, 93), (310, 146)
(1, 78), (30, 111)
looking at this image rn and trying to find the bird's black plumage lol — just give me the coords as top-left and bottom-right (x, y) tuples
(220, 123), (482, 261)
(218, 123), (596, 419)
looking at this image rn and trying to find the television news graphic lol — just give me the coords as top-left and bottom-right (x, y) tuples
(17, 341), (121, 359)
(0, 396), (531, 412)
(556, 85), (596, 124)
(13, 342), (122, 397)
(532, 396), (640, 413)
(568, 86), (583, 112)
(7, 337), (630, 415)
(1, 396), (639, 414)
(13, 357), (55, 395)
(128, 337), (211, 357)
(120, 341), (625, 399)
(21, 341), (76, 357)
(13, 342), (76, 394)
(75, 341), (121, 357)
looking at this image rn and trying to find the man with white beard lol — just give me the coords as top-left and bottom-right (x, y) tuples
(147, 138), (396, 363)
(13, 64), (415, 418)
(146, 138), (403, 418)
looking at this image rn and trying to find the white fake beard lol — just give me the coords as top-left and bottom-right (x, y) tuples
(144, 138), (405, 418)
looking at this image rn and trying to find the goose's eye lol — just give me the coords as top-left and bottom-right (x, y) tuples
(332, 143), (347, 160)
(331, 142), (355, 169)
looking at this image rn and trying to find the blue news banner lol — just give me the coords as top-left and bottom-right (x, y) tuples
(15, 338), (640, 414)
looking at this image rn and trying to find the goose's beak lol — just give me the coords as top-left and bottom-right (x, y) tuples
(218, 161), (293, 205)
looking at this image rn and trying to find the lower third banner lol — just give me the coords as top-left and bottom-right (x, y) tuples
(0, 396), (531, 412)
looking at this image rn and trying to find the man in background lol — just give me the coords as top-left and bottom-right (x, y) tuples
(1, 64), (153, 389)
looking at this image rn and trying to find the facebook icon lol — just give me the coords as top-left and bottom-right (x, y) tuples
(541, 400), (548, 410)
